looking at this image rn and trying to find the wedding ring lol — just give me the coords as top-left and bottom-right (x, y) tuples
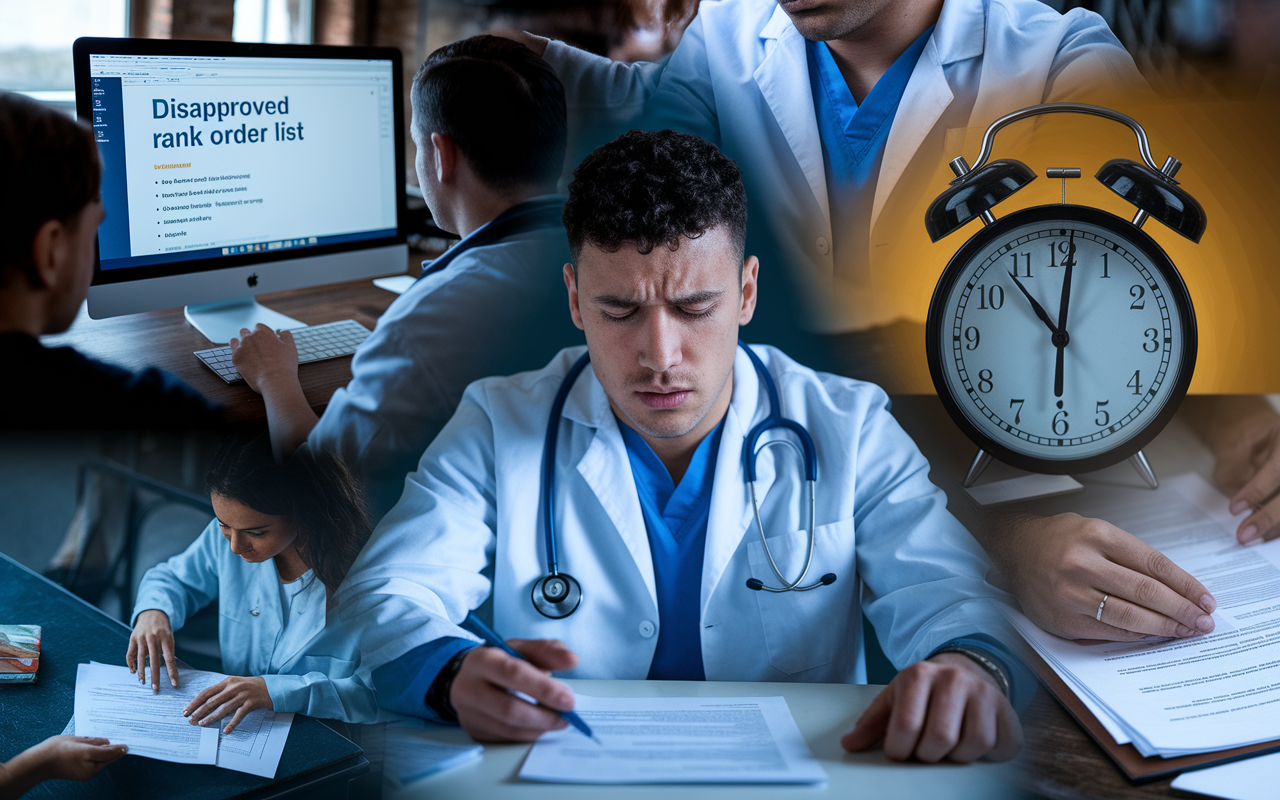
(1096, 594), (1109, 622)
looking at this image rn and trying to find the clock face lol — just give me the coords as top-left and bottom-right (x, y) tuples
(926, 205), (1197, 474)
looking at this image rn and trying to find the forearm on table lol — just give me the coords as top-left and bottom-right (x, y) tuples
(257, 375), (320, 461)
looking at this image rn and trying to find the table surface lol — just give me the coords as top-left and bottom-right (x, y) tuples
(386, 679), (1024, 800)
(0, 552), (367, 800)
(42, 254), (425, 425)
(890, 394), (1233, 800)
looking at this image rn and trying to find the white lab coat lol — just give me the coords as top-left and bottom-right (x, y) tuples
(133, 520), (393, 722)
(335, 345), (1009, 683)
(544, 0), (1146, 331)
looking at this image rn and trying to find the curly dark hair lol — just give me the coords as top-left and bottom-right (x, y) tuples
(562, 129), (747, 267)
(205, 432), (372, 595)
(412, 35), (566, 192)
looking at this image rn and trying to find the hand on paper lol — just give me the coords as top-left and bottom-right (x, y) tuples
(229, 324), (298, 395)
(1210, 406), (1280, 544)
(127, 609), (179, 692)
(841, 653), (1022, 763)
(989, 513), (1216, 641)
(451, 639), (578, 742)
(184, 676), (273, 734)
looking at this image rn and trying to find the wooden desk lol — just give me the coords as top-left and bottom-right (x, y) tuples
(43, 255), (427, 426)
(889, 394), (1234, 799)
(386, 679), (1023, 800)
(0, 552), (369, 800)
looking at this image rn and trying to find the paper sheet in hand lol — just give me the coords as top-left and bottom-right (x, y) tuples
(74, 662), (293, 776)
(518, 695), (826, 784)
(1010, 473), (1280, 758)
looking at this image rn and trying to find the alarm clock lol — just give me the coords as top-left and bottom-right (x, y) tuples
(923, 103), (1205, 489)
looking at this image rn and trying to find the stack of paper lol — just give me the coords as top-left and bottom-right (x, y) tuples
(382, 722), (482, 787)
(73, 662), (293, 777)
(1011, 473), (1280, 758)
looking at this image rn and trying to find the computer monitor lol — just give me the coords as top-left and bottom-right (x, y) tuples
(73, 37), (407, 343)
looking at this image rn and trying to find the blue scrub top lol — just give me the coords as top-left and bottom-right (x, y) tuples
(620, 417), (725, 681)
(808, 26), (934, 274)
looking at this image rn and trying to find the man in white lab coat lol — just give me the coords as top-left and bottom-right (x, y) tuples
(510, 0), (1219, 647)
(339, 129), (1026, 762)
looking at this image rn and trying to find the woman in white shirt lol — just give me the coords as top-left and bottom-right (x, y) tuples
(126, 433), (377, 733)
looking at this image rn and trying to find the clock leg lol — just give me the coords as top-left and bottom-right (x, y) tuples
(1129, 450), (1159, 489)
(962, 450), (993, 488)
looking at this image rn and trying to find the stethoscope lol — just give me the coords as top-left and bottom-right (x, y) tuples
(531, 341), (838, 619)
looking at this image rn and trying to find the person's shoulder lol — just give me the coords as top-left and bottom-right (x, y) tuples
(751, 344), (890, 416)
(695, 0), (782, 39)
(0, 334), (220, 430)
(984, 0), (1112, 38)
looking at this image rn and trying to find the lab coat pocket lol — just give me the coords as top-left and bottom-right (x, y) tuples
(746, 518), (857, 675)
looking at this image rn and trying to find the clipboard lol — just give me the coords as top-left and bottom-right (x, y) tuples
(1024, 645), (1280, 782)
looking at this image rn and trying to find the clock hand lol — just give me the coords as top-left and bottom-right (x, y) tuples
(1009, 273), (1059, 336)
(1058, 236), (1076, 331)
(1054, 236), (1076, 399)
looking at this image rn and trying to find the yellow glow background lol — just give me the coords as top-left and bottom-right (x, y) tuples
(860, 97), (1280, 394)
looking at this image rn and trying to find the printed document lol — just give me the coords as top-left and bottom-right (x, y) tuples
(518, 695), (826, 784)
(74, 662), (293, 776)
(75, 662), (218, 764)
(1011, 473), (1280, 758)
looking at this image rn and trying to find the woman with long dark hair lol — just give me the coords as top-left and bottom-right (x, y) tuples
(125, 432), (381, 732)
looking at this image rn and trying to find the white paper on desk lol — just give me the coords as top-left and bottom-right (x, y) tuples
(216, 708), (293, 778)
(75, 662), (219, 764)
(1011, 473), (1280, 758)
(1171, 751), (1280, 800)
(75, 662), (293, 776)
(518, 695), (826, 784)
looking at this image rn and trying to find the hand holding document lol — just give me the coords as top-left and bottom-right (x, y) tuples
(1012, 473), (1280, 758)
(73, 662), (292, 777)
(518, 695), (826, 784)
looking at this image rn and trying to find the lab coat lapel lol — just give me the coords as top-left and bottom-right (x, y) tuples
(565, 367), (658, 610)
(701, 348), (775, 615)
(871, 0), (984, 232)
(756, 7), (831, 230)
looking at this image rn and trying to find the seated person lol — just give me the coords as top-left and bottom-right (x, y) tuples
(0, 736), (128, 799)
(127, 433), (385, 732)
(0, 91), (221, 430)
(338, 130), (1027, 762)
(230, 35), (583, 518)
(505, 0), (1224, 647)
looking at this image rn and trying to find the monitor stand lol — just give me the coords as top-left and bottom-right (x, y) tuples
(184, 297), (305, 344)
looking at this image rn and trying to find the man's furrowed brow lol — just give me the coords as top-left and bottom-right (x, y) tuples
(591, 289), (725, 308)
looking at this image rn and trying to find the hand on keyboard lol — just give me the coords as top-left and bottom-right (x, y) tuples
(229, 324), (299, 394)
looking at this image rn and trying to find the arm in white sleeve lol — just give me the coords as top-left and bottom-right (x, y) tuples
(851, 387), (1012, 668)
(130, 519), (223, 631)
(330, 381), (502, 673)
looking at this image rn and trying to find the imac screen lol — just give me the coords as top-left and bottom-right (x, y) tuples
(84, 47), (399, 281)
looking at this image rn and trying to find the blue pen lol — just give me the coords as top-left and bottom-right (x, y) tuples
(460, 615), (600, 744)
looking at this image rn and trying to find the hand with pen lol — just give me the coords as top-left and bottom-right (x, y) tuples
(449, 638), (581, 742)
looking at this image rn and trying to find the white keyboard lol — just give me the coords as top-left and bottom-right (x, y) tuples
(194, 319), (372, 383)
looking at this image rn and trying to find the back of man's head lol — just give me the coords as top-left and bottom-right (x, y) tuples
(0, 91), (100, 285)
(562, 129), (747, 267)
(412, 35), (566, 194)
